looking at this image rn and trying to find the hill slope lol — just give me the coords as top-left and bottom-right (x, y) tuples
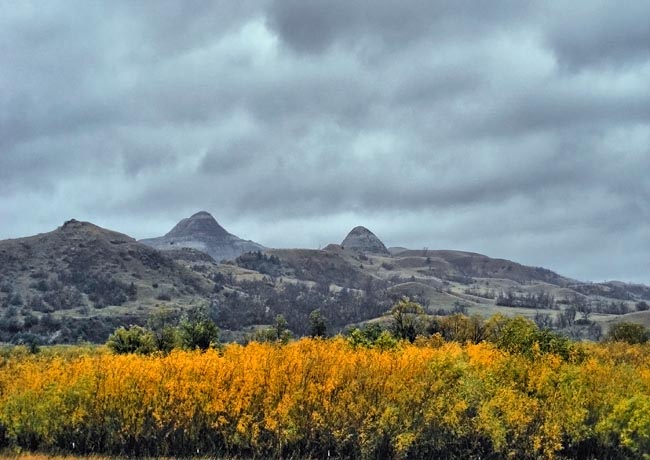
(0, 219), (214, 343)
(2, 218), (650, 344)
(392, 249), (573, 285)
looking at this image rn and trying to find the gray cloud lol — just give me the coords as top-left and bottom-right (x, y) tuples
(1, 0), (649, 283)
(267, 0), (532, 54)
(542, 1), (650, 69)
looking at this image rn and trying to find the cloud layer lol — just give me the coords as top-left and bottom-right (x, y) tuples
(1, 0), (649, 283)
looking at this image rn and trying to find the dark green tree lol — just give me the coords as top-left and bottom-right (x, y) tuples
(486, 315), (572, 360)
(178, 307), (220, 351)
(273, 314), (293, 344)
(254, 314), (293, 344)
(347, 324), (397, 350)
(606, 322), (649, 344)
(308, 309), (328, 338)
(147, 308), (180, 353)
(12, 332), (42, 354)
(389, 298), (425, 342)
(106, 325), (156, 354)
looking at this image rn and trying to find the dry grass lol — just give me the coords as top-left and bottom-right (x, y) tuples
(6, 455), (99, 460)
(6, 454), (232, 460)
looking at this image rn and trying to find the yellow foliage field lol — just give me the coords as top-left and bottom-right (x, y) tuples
(1, 339), (650, 459)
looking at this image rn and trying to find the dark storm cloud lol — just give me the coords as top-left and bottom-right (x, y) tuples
(1, 0), (649, 283)
(267, 0), (532, 54)
(541, 1), (650, 69)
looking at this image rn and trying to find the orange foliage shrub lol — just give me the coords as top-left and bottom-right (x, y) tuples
(0, 339), (649, 459)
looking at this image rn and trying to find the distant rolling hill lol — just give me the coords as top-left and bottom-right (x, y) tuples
(0, 219), (214, 343)
(390, 249), (573, 285)
(1, 218), (649, 344)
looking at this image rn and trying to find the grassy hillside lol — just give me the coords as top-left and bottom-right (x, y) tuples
(0, 220), (215, 343)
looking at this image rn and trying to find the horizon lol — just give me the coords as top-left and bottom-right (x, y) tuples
(3, 209), (645, 286)
(1, 1), (649, 284)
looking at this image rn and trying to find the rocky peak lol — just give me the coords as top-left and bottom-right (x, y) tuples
(140, 211), (265, 262)
(341, 226), (390, 256)
(61, 219), (92, 231)
(165, 211), (230, 239)
(58, 219), (133, 242)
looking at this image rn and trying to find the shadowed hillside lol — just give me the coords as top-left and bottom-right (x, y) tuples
(0, 219), (214, 343)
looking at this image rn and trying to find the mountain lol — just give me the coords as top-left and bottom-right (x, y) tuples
(224, 239), (650, 340)
(341, 226), (390, 256)
(2, 217), (650, 345)
(140, 211), (265, 262)
(0, 219), (214, 343)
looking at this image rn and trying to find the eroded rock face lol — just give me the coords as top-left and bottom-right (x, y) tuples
(165, 211), (230, 239)
(139, 211), (265, 262)
(341, 226), (390, 256)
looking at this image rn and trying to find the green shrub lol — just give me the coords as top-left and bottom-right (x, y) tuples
(607, 322), (649, 345)
(106, 325), (156, 354)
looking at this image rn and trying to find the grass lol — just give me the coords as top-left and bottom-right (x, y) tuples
(4, 454), (102, 460)
(8, 455), (245, 460)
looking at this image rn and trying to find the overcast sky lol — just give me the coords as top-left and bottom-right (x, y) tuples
(1, 1), (649, 283)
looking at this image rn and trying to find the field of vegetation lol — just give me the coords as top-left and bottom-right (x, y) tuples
(2, 309), (650, 460)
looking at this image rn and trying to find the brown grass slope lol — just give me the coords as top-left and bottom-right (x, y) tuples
(0, 219), (215, 342)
